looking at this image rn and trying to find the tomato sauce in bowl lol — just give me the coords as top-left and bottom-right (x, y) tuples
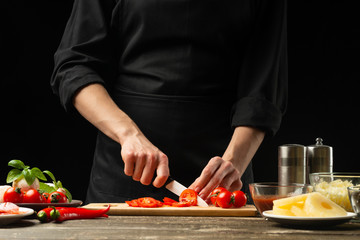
(249, 182), (311, 216)
(252, 195), (284, 215)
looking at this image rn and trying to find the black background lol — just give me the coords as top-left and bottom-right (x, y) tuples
(1, 1), (359, 202)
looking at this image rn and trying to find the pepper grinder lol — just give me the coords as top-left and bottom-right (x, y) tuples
(306, 137), (333, 183)
(278, 144), (307, 185)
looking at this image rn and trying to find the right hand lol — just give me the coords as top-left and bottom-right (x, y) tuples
(120, 133), (170, 188)
(72, 83), (170, 188)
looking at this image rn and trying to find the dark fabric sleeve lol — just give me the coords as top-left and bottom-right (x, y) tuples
(231, 0), (288, 136)
(50, 0), (117, 112)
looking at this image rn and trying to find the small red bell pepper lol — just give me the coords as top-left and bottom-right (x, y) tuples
(50, 205), (110, 222)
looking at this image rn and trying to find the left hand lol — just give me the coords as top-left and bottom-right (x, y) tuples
(188, 156), (242, 202)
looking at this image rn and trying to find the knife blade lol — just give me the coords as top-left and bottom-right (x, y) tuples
(164, 177), (209, 207)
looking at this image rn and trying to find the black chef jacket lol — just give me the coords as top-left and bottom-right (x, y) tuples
(51, 0), (288, 203)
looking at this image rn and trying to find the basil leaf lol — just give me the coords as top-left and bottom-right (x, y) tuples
(23, 168), (36, 186)
(43, 170), (56, 182)
(31, 167), (47, 181)
(56, 180), (63, 189)
(39, 182), (56, 193)
(6, 169), (22, 183)
(63, 187), (73, 203)
(8, 160), (26, 170)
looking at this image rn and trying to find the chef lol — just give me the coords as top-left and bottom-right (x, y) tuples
(51, 0), (288, 204)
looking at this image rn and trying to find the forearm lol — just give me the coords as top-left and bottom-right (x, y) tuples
(73, 83), (169, 187)
(72, 83), (141, 145)
(222, 126), (265, 176)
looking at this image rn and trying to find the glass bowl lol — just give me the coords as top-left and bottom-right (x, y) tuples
(249, 182), (311, 216)
(309, 172), (360, 212)
(348, 186), (360, 218)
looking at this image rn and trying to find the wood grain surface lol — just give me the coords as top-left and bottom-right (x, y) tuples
(1, 215), (360, 239)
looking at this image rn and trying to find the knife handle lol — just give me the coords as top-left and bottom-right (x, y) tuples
(164, 176), (174, 186)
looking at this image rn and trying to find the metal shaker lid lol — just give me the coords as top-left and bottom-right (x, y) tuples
(307, 138), (333, 160)
(278, 144), (306, 166)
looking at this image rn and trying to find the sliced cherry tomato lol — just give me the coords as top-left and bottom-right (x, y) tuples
(179, 189), (198, 206)
(232, 190), (247, 208)
(23, 189), (43, 203)
(137, 197), (161, 208)
(163, 197), (177, 203)
(3, 187), (23, 203)
(172, 202), (191, 207)
(216, 189), (233, 208)
(126, 199), (140, 207)
(163, 197), (178, 206)
(48, 191), (67, 203)
(210, 187), (227, 206)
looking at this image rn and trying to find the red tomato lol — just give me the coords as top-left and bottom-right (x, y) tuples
(163, 197), (177, 203)
(48, 191), (67, 203)
(179, 189), (198, 206)
(3, 187), (23, 203)
(163, 197), (178, 206)
(172, 202), (191, 207)
(137, 197), (162, 208)
(210, 187), (226, 206)
(23, 189), (43, 203)
(126, 199), (140, 207)
(232, 190), (247, 208)
(216, 189), (233, 208)
(41, 192), (50, 203)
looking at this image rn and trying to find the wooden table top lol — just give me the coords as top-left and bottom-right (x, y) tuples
(1, 215), (360, 239)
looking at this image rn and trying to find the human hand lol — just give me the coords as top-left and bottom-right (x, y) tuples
(121, 134), (169, 188)
(189, 156), (242, 202)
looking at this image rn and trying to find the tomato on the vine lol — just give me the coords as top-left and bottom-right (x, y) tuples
(23, 189), (43, 203)
(48, 191), (68, 203)
(215, 189), (233, 208)
(3, 187), (23, 203)
(232, 190), (247, 208)
(210, 187), (226, 206)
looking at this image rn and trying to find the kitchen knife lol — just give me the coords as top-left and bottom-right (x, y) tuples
(165, 177), (209, 207)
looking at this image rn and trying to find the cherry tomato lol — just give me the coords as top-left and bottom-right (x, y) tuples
(210, 187), (227, 206)
(232, 190), (247, 208)
(48, 191), (68, 203)
(216, 189), (233, 208)
(3, 187), (23, 203)
(179, 189), (198, 206)
(23, 189), (43, 203)
(41, 192), (50, 203)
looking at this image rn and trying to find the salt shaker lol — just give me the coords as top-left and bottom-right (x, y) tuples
(306, 138), (333, 182)
(278, 144), (306, 185)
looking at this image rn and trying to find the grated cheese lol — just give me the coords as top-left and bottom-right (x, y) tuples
(314, 179), (353, 212)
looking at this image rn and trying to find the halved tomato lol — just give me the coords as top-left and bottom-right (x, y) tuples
(179, 189), (198, 206)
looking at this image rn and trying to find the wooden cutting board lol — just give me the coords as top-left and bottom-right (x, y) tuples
(82, 203), (258, 217)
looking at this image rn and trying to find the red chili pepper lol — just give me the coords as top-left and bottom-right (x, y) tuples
(37, 207), (55, 223)
(50, 205), (110, 222)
